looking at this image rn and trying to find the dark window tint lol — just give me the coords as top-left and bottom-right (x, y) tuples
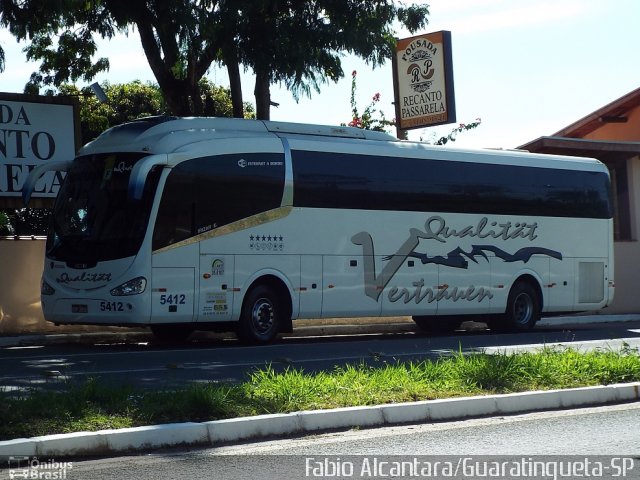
(153, 153), (284, 250)
(47, 153), (161, 263)
(292, 151), (611, 219)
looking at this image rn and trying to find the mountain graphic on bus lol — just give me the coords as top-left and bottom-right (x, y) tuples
(387, 245), (563, 270)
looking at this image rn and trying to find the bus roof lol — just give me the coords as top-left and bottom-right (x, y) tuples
(80, 116), (395, 153)
(78, 116), (607, 173)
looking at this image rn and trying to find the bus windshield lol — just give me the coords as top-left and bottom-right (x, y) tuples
(47, 153), (161, 264)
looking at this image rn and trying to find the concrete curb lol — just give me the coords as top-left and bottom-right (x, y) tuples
(536, 314), (640, 327)
(2, 382), (639, 459)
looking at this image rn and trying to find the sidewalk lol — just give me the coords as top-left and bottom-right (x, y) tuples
(1, 314), (639, 459)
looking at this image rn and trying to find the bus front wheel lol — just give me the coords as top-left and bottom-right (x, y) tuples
(238, 285), (283, 344)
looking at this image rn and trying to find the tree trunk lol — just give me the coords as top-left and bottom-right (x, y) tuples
(162, 82), (194, 117)
(189, 82), (203, 116)
(163, 87), (192, 116)
(224, 47), (245, 118)
(135, 20), (194, 116)
(254, 71), (271, 120)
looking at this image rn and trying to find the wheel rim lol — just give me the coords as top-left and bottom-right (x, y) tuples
(251, 297), (274, 335)
(513, 292), (533, 325)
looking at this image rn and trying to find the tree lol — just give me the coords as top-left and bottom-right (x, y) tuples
(0, 1), (429, 120)
(1, 207), (49, 236)
(238, 1), (429, 120)
(0, 210), (11, 235)
(59, 80), (166, 142)
(59, 79), (254, 143)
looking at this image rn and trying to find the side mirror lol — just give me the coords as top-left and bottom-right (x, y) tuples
(22, 160), (72, 206)
(128, 155), (169, 201)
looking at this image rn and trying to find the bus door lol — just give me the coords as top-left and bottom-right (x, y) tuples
(198, 254), (235, 321)
(151, 267), (196, 322)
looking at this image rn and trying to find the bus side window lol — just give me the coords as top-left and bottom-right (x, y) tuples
(192, 153), (284, 232)
(153, 153), (284, 250)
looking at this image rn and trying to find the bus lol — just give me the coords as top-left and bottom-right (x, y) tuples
(23, 116), (614, 343)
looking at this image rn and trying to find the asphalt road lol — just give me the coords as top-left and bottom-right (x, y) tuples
(1, 319), (640, 392)
(37, 403), (640, 479)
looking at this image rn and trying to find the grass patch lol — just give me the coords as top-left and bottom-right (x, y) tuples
(2, 346), (639, 440)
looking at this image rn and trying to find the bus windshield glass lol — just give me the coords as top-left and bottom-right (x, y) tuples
(47, 153), (161, 263)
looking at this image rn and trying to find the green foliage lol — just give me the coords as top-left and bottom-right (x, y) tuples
(0, 208), (49, 236)
(139, 384), (236, 423)
(2, 347), (639, 440)
(0, 0), (429, 119)
(61, 78), (254, 143)
(1, 0), (115, 88)
(59, 81), (166, 143)
(0, 210), (12, 235)
(0, 378), (135, 439)
(236, 1), (429, 118)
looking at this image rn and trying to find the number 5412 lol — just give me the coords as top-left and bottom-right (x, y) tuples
(159, 294), (186, 305)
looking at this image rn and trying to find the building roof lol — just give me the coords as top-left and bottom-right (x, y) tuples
(520, 86), (640, 161)
(552, 86), (640, 139)
(519, 136), (640, 163)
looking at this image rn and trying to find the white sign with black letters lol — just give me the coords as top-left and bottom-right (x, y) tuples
(0, 95), (77, 198)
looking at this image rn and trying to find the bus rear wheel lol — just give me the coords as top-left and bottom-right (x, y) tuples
(237, 285), (283, 344)
(489, 281), (540, 332)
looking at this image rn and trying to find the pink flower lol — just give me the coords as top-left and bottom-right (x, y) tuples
(352, 70), (357, 77)
(372, 93), (381, 102)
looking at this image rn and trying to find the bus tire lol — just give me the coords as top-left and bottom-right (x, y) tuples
(150, 324), (194, 343)
(412, 315), (461, 333)
(237, 285), (283, 344)
(492, 281), (540, 332)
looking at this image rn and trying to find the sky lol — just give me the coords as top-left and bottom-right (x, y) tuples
(1, 0), (639, 149)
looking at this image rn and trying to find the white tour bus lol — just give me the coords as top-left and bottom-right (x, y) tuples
(24, 116), (614, 343)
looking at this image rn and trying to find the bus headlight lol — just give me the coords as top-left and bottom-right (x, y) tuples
(41, 280), (55, 295)
(111, 277), (147, 296)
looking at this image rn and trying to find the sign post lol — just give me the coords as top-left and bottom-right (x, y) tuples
(393, 31), (456, 138)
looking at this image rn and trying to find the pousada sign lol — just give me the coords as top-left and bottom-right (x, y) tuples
(0, 93), (79, 205)
(393, 31), (456, 132)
